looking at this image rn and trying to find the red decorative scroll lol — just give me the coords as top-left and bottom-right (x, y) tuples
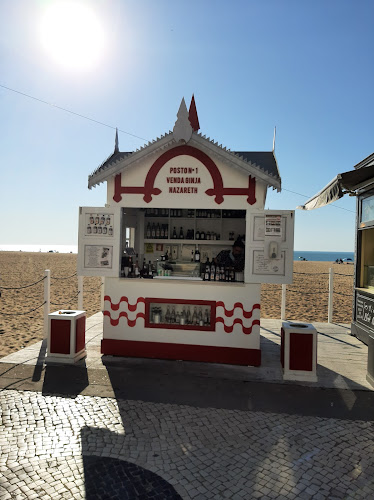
(104, 296), (145, 312)
(216, 302), (260, 318)
(103, 310), (146, 327)
(215, 317), (260, 335)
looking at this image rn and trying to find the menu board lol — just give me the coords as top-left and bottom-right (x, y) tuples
(252, 250), (285, 276)
(85, 213), (114, 237)
(356, 293), (374, 329)
(84, 245), (113, 269)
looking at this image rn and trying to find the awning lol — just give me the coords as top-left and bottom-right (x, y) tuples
(297, 164), (374, 210)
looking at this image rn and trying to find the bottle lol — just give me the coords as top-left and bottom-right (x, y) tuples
(206, 231), (211, 240)
(151, 223), (156, 238)
(198, 308), (203, 326)
(156, 223), (160, 238)
(204, 309), (210, 325)
(148, 260), (153, 278)
(161, 224), (165, 238)
(192, 307), (198, 325)
(191, 250), (194, 262)
(179, 227), (184, 239)
(87, 225), (91, 234)
(173, 227), (177, 239)
(146, 223), (151, 238)
(196, 230), (200, 240)
(171, 307), (176, 323)
(204, 258), (210, 281)
(165, 307), (171, 323)
(194, 246), (200, 262)
(210, 260), (216, 281)
(164, 224), (169, 239)
(200, 229), (205, 240)
(135, 257), (140, 278)
(186, 307), (191, 324)
(142, 258), (147, 277)
(176, 311), (181, 324)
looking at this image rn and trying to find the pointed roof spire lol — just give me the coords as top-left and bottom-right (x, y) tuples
(188, 94), (200, 131)
(173, 97), (193, 143)
(114, 128), (119, 153)
(272, 126), (276, 152)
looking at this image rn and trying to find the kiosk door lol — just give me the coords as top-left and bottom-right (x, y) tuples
(77, 206), (121, 277)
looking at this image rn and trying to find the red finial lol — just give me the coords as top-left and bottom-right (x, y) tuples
(188, 95), (200, 131)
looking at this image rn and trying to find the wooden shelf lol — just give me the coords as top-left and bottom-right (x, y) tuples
(144, 239), (233, 245)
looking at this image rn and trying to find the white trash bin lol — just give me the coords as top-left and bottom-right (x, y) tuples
(46, 310), (87, 364)
(281, 321), (317, 382)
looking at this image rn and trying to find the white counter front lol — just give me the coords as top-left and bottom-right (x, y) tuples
(102, 277), (261, 366)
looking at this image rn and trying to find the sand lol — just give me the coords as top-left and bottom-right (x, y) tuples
(0, 252), (355, 358)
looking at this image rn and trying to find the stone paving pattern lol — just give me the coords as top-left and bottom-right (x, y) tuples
(1, 389), (374, 499)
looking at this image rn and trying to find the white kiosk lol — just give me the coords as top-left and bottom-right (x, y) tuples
(78, 97), (294, 366)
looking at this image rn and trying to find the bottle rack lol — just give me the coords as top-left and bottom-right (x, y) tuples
(144, 208), (245, 244)
(144, 298), (216, 331)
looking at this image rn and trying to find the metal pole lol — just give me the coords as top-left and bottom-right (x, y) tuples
(44, 269), (50, 339)
(328, 267), (333, 323)
(78, 275), (83, 310)
(281, 284), (286, 320)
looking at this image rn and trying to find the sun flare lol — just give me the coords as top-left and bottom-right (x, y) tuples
(40, 2), (105, 71)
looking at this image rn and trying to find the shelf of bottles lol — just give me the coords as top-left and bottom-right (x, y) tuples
(144, 208), (245, 243)
(144, 298), (216, 331)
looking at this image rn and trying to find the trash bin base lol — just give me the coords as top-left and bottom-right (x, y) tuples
(283, 370), (318, 382)
(366, 372), (374, 388)
(45, 348), (87, 365)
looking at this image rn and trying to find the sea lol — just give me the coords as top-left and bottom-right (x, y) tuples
(0, 245), (355, 262)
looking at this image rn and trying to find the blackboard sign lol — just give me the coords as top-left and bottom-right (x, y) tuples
(356, 293), (374, 330)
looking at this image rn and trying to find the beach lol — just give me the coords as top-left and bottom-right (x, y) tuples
(0, 252), (355, 358)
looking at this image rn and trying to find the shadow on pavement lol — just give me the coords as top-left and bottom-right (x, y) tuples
(41, 361), (89, 398)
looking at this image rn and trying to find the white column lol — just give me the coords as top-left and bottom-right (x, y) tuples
(78, 275), (83, 310)
(44, 269), (50, 339)
(101, 277), (105, 311)
(281, 284), (287, 320)
(328, 267), (333, 323)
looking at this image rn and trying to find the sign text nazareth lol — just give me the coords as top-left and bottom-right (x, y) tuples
(166, 167), (201, 194)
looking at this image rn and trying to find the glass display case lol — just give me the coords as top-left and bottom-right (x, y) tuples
(155, 260), (202, 280)
(144, 298), (216, 331)
(364, 265), (374, 289)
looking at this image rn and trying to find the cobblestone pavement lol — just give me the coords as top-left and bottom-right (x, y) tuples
(1, 390), (374, 499)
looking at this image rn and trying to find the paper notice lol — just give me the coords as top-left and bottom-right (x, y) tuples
(84, 245), (113, 268)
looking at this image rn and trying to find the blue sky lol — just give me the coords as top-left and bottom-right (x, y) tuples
(1, 0), (373, 251)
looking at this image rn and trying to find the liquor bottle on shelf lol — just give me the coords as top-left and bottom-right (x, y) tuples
(186, 307), (191, 324)
(192, 307), (198, 325)
(179, 227), (184, 239)
(204, 258), (210, 281)
(210, 260), (216, 281)
(204, 309), (210, 325)
(172, 227), (177, 239)
(198, 308), (203, 326)
(194, 246), (200, 262)
(180, 307), (186, 325)
(196, 230), (200, 240)
(135, 256), (140, 278)
(200, 229), (206, 240)
(160, 224), (165, 238)
(206, 231), (211, 240)
(165, 307), (171, 323)
(164, 224), (169, 239)
(171, 307), (176, 323)
(151, 223), (156, 238)
(176, 310), (181, 324)
(156, 223), (160, 238)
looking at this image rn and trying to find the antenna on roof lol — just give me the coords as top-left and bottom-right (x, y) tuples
(114, 128), (119, 153)
(272, 126), (276, 152)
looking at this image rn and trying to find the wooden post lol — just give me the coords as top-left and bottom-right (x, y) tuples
(78, 275), (83, 310)
(328, 267), (333, 323)
(281, 284), (286, 320)
(44, 269), (50, 339)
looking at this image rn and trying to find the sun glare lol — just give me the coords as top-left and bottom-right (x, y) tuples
(40, 2), (105, 71)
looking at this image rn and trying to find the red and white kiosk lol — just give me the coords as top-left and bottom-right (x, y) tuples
(78, 97), (294, 366)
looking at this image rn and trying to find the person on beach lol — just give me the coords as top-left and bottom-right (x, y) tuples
(216, 239), (245, 271)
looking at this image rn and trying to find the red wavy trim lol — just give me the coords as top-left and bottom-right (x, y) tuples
(216, 302), (260, 318)
(215, 317), (260, 334)
(103, 310), (146, 327)
(104, 296), (145, 312)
